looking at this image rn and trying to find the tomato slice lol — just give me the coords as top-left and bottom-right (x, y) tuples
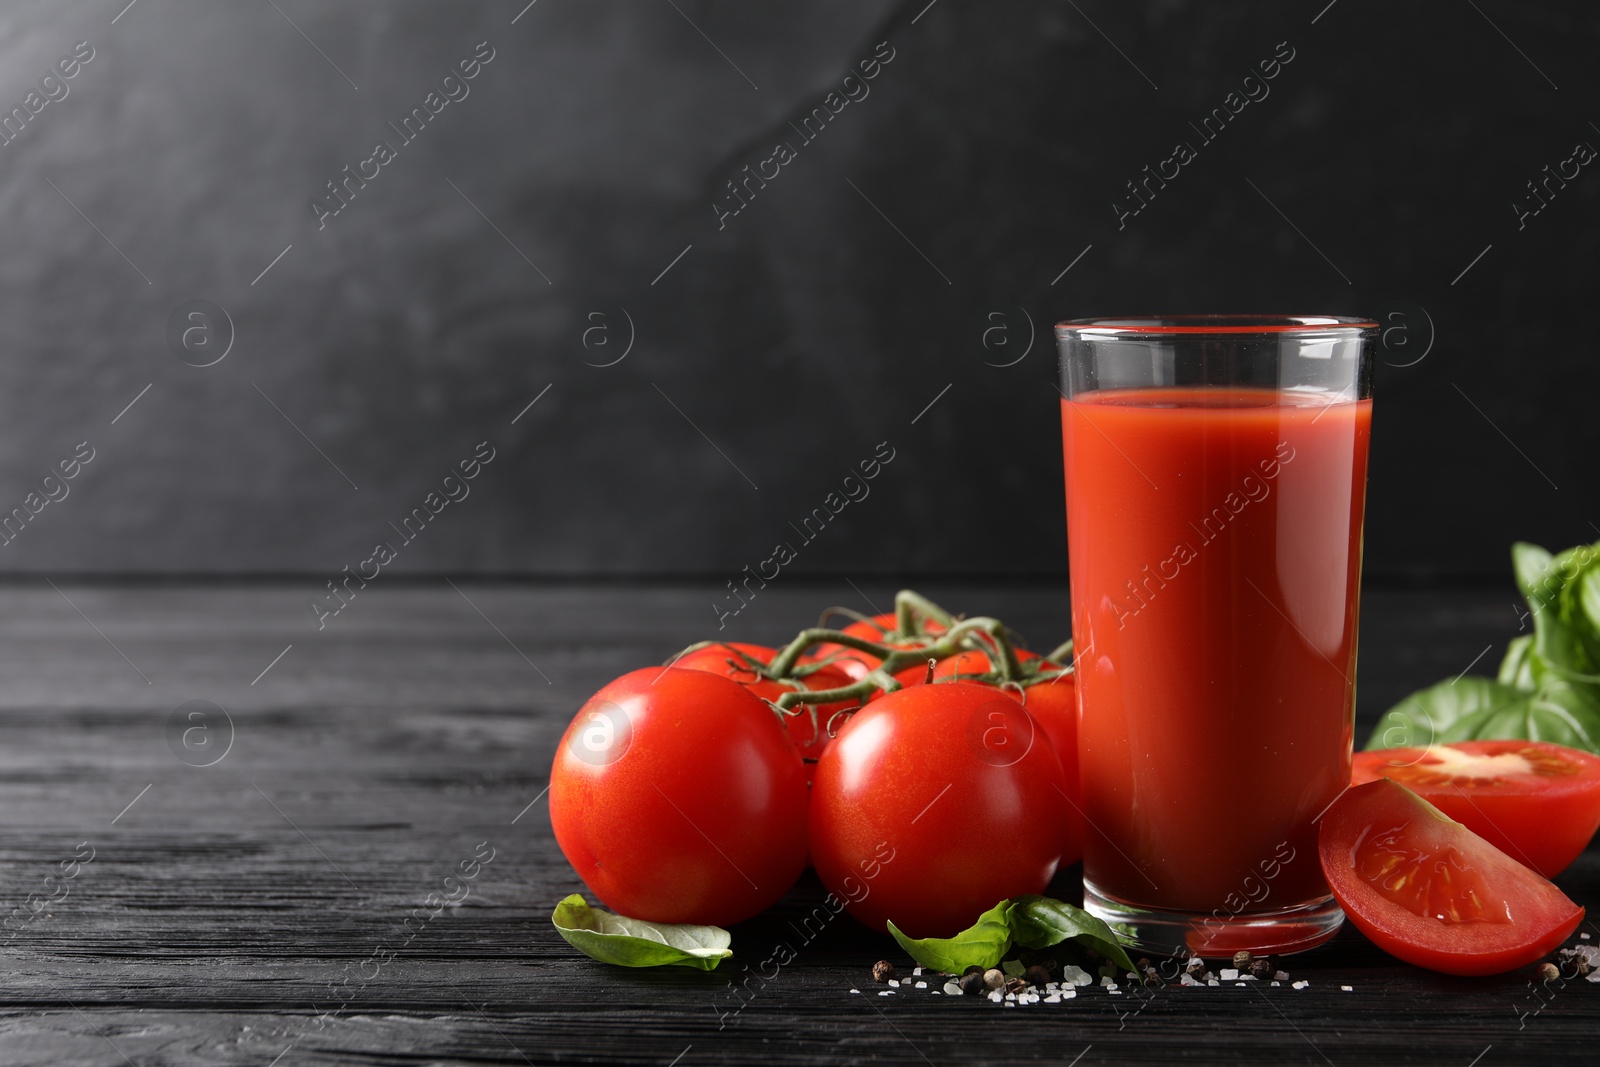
(1353, 741), (1600, 877)
(1319, 779), (1584, 976)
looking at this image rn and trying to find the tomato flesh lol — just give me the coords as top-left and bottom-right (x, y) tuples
(1353, 740), (1600, 877)
(1319, 779), (1583, 975)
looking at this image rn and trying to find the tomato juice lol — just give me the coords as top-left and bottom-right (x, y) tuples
(1062, 388), (1372, 919)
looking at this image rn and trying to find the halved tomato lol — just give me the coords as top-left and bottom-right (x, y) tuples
(1353, 741), (1600, 878)
(1319, 779), (1584, 976)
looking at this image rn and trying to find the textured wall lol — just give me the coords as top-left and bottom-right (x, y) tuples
(0, 0), (1593, 578)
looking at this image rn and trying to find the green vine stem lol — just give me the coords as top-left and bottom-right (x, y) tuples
(1044, 638), (1075, 666)
(894, 589), (957, 636)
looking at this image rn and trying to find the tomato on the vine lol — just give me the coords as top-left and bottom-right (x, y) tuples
(1352, 741), (1600, 878)
(1318, 779), (1584, 976)
(672, 642), (856, 775)
(809, 681), (1071, 937)
(810, 613), (946, 681)
(549, 668), (809, 926)
(883, 651), (1083, 868)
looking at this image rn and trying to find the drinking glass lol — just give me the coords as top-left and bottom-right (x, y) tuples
(1056, 315), (1376, 957)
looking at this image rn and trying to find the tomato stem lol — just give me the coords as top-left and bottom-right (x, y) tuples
(1044, 639), (1075, 665)
(894, 590), (957, 635)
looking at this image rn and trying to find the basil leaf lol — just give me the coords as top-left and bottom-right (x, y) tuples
(1498, 635), (1535, 689)
(1512, 541), (1554, 603)
(1365, 677), (1533, 750)
(1524, 678), (1600, 751)
(887, 900), (1013, 973)
(1009, 894), (1137, 973)
(551, 894), (731, 970)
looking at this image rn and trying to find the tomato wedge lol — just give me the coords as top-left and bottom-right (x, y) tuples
(1353, 741), (1600, 878)
(1319, 779), (1584, 976)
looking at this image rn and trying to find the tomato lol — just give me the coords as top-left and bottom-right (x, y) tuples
(1352, 741), (1600, 878)
(1318, 778), (1584, 976)
(1017, 673), (1084, 868)
(549, 668), (809, 926)
(882, 653), (1083, 868)
(809, 681), (1070, 938)
(886, 647), (1042, 689)
(672, 642), (857, 774)
(810, 613), (946, 681)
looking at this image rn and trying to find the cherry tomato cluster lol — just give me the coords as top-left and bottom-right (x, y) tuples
(548, 592), (1083, 936)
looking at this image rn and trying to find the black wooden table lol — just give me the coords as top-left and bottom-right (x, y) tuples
(0, 581), (1592, 1066)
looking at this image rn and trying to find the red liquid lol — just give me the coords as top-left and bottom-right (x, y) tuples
(1061, 388), (1372, 913)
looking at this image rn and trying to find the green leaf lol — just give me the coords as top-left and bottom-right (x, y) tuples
(887, 900), (1013, 973)
(1008, 894), (1137, 973)
(1511, 542), (1554, 603)
(1366, 675), (1600, 756)
(1365, 677), (1534, 750)
(1524, 678), (1600, 751)
(1498, 636), (1535, 689)
(551, 894), (731, 970)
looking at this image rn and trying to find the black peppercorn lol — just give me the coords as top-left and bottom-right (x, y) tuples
(1185, 959), (1207, 980)
(872, 960), (895, 983)
(964, 964), (984, 977)
(1023, 965), (1051, 987)
(959, 970), (988, 996)
(1248, 958), (1275, 981)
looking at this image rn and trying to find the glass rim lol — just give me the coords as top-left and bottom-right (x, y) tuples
(1055, 314), (1378, 336)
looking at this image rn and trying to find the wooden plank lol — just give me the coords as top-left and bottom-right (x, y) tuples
(0, 583), (1589, 1066)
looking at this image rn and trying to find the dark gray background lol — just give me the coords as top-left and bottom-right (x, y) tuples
(0, 0), (1594, 580)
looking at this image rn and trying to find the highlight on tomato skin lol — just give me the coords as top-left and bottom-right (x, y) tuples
(1352, 740), (1600, 878)
(1318, 778), (1585, 977)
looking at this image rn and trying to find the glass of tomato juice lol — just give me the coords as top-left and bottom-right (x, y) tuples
(1056, 315), (1376, 958)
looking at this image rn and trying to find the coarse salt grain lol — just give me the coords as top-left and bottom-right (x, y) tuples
(849, 989), (860, 994)
(1045, 994), (1062, 1004)
(1062, 988), (1077, 1000)
(1219, 968), (1239, 981)
(913, 967), (923, 976)
(1292, 980), (1309, 989)
(1235, 982), (1246, 987)
(1099, 976), (1116, 988)
(988, 990), (1003, 1003)
(1271, 981), (1280, 987)
(888, 979), (899, 987)
(1274, 970), (1290, 982)
(943, 981), (962, 995)
(1207, 979), (1220, 987)
(915, 981), (927, 989)
(1341, 985), (1353, 991)
(1179, 974), (1199, 986)
(1583, 933), (1592, 940)
(1062, 965), (1092, 986)
(879, 990), (894, 996)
